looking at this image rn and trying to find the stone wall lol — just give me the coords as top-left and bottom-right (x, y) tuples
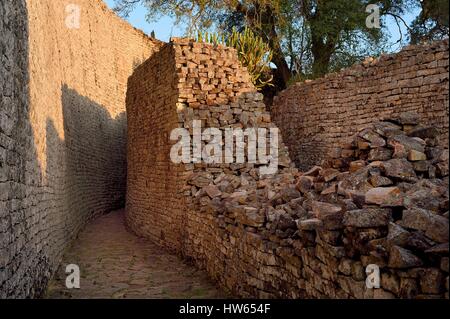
(0, 0), (161, 298)
(125, 38), (285, 252)
(126, 39), (448, 299)
(125, 43), (184, 251)
(272, 40), (449, 171)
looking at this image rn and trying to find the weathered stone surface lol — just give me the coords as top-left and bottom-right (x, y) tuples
(368, 148), (393, 161)
(312, 201), (342, 216)
(403, 180), (448, 213)
(204, 185), (222, 198)
(389, 246), (423, 268)
(359, 129), (386, 148)
(1, 0), (162, 299)
(440, 257), (449, 272)
(381, 272), (400, 295)
(190, 172), (214, 188)
(387, 222), (411, 247)
(419, 268), (444, 294)
(408, 126), (439, 139)
(408, 150), (427, 161)
(412, 160), (429, 172)
(343, 208), (392, 228)
(311, 201), (343, 230)
(349, 160), (367, 172)
(381, 159), (417, 181)
(399, 277), (419, 298)
(2, 0), (449, 301)
(297, 219), (323, 231)
(373, 289), (396, 299)
(436, 161), (449, 177)
(365, 187), (403, 207)
(373, 122), (403, 138)
(272, 40), (449, 171)
(389, 135), (426, 154)
(238, 207), (265, 228)
(321, 168), (340, 182)
(400, 208), (449, 243)
(296, 176), (314, 193)
(369, 175), (393, 187)
(124, 35), (450, 301)
(397, 112), (420, 125)
(425, 243), (449, 255)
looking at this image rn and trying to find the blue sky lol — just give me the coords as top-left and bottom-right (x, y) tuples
(104, 0), (419, 52)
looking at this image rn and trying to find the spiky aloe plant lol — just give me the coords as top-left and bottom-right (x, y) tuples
(197, 28), (273, 90)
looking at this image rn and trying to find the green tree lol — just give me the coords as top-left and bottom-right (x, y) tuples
(197, 28), (274, 90)
(112, 0), (439, 91)
(409, 0), (449, 43)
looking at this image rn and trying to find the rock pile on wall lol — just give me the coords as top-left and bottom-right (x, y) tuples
(126, 38), (449, 298)
(190, 113), (449, 298)
(272, 39), (449, 171)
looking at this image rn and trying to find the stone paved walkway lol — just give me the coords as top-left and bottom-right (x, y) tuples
(45, 210), (225, 299)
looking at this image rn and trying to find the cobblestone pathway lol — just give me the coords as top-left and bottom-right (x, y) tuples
(45, 210), (225, 299)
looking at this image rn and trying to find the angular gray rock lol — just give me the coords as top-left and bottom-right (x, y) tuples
(400, 208), (449, 243)
(388, 245), (423, 268)
(343, 208), (392, 228)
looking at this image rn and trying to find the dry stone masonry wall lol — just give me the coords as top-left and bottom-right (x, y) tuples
(272, 40), (449, 171)
(125, 43), (184, 251)
(126, 38), (292, 253)
(2, 0), (448, 299)
(1, 0), (161, 298)
(126, 39), (449, 299)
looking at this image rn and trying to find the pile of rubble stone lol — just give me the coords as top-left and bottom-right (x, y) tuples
(298, 112), (449, 268)
(191, 112), (449, 298)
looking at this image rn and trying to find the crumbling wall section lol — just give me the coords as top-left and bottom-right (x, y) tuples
(126, 39), (449, 299)
(272, 40), (449, 171)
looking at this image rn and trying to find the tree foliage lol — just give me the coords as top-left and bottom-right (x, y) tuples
(197, 28), (274, 90)
(113, 0), (449, 92)
(409, 0), (449, 44)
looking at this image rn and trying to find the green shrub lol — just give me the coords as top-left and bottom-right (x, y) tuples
(197, 28), (273, 90)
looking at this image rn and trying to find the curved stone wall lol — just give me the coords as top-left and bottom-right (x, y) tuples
(0, 0), (161, 298)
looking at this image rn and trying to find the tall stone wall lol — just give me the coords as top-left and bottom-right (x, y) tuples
(272, 40), (449, 171)
(125, 39), (269, 252)
(125, 43), (185, 251)
(0, 0), (161, 298)
(127, 39), (448, 299)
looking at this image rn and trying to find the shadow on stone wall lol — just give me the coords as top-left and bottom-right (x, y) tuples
(33, 86), (128, 295)
(60, 84), (127, 212)
(0, 79), (129, 297)
(0, 0), (52, 298)
(45, 85), (128, 234)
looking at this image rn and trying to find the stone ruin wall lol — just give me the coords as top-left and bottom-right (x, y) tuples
(126, 39), (449, 299)
(2, 0), (448, 300)
(126, 39), (271, 252)
(0, 0), (161, 298)
(126, 38), (292, 295)
(272, 40), (449, 171)
(125, 43), (184, 251)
